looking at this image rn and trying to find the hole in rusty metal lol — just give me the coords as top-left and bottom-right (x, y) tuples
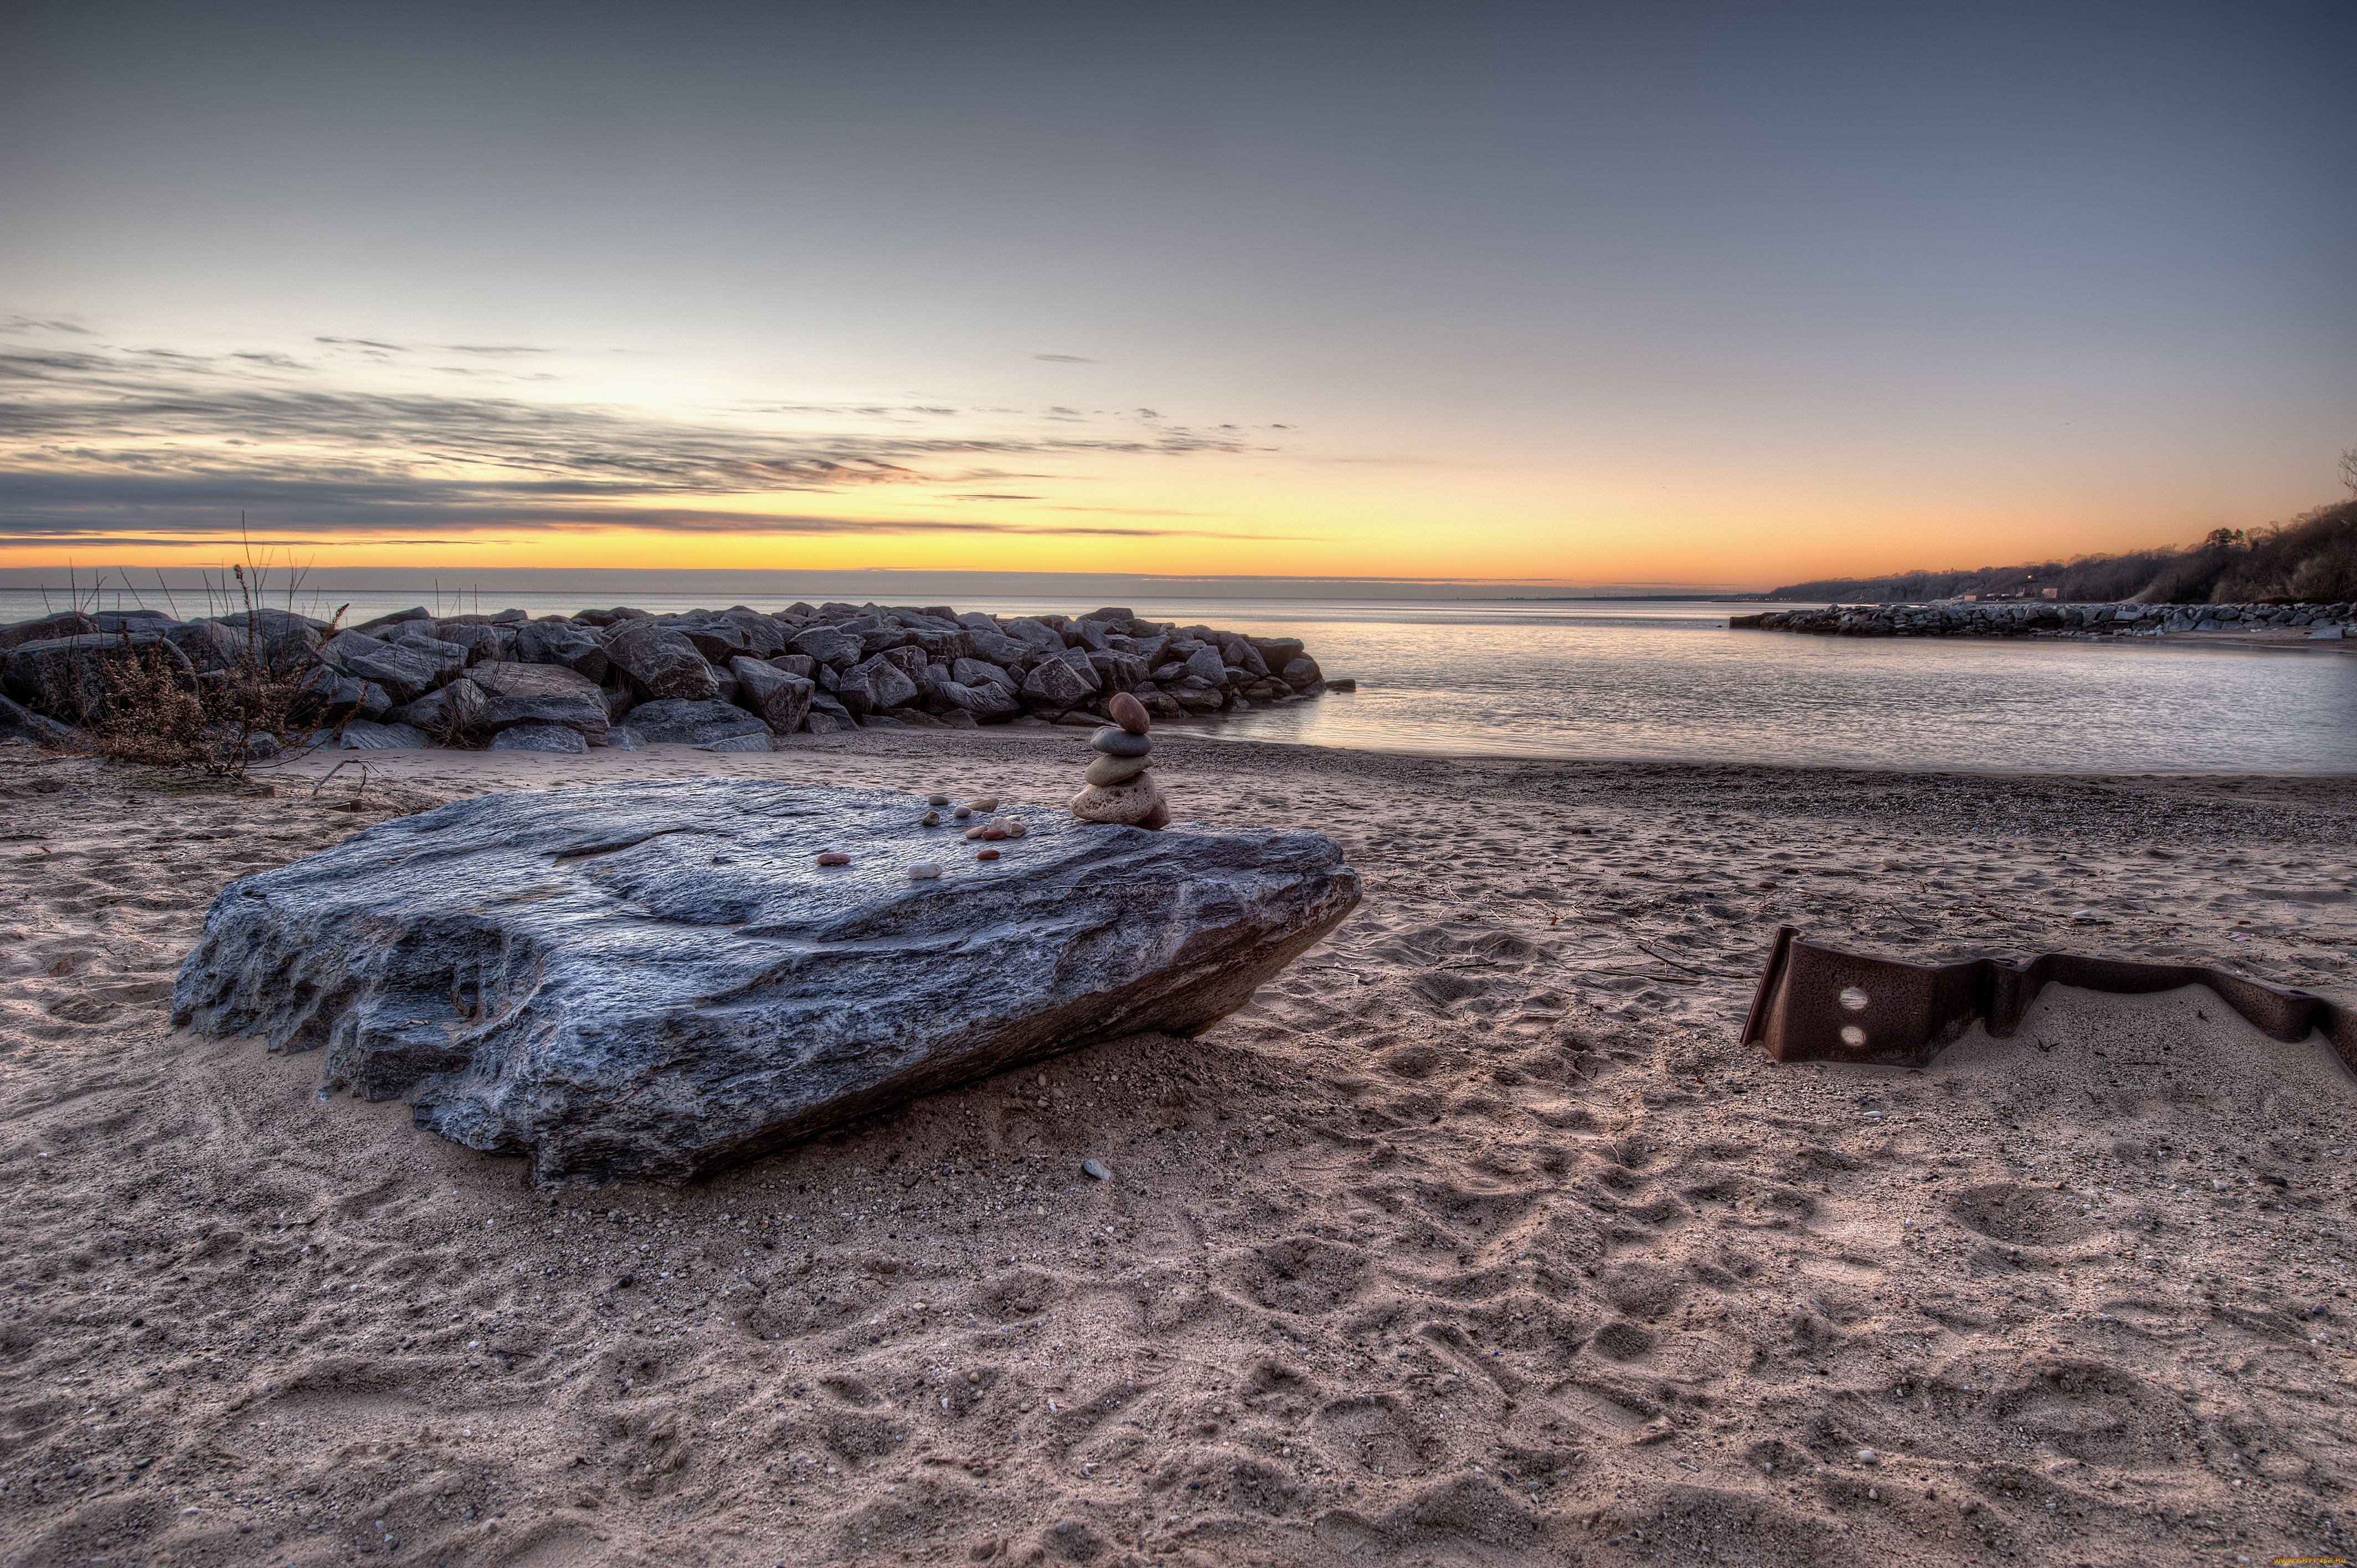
(1838, 986), (1870, 1012)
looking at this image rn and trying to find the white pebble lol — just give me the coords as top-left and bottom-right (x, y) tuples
(1082, 1159), (1111, 1181)
(905, 863), (942, 881)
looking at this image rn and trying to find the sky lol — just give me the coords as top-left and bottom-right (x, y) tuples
(2, 1), (2352, 592)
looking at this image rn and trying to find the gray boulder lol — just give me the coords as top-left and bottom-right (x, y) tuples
(788, 624), (862, 668)
(952, 656), (1017, 694)
(390, 676), (490, 737)
(936, 679), (1021, 720)
(606, 619), (722, 702)
(488, 722), (590, 754)
(1020, 649), (1098, 708)
(1002, 617), (1068, 653)
(2, 632), (195, 725)
(729, 656), (815, 735)
(0, 611), (99, 651)
(480, 689), (610, 741)
(319, 630), (453, 704)
(171, 780), (1361, 1183)
(838, 656), (920, 718)
(467, 661), (601, 700)
(337, 720), (429, 750)
(624, 698), (771, 744)
(514, 620), (610, 682)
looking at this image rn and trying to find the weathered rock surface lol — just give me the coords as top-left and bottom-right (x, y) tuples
(606, 619), (723, 701)
(624, 698), (772, 744)
(172, 780), (1361, 1182)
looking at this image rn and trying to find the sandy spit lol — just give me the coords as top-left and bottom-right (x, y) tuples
(2, 728), (2354, 1568)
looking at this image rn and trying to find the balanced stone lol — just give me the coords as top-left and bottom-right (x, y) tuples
(1107, 692), (1151, 735)
(1090, 726), (1151, 758)
(1084, 752), (1151, 786)
(1071, 773), (1166, 827)
(172, 781), (1358, 1182)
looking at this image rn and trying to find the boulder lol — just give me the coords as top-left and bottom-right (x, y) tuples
(1002, 617), (1069, 653)
(935, 679), (1022, 720)
(0, 611), (99, 651)
(466, 662), (601, 699)
(788, 624), (862, 668)
(390, 675), (490, 737)
(488, 723), (590, 754)
(729, 656), (815, 735)
(952, 657), (1017, 694)
(838, 655), (920, 717)
(622, 698), (772, 745)
(479, 689), (611, 741)
(1020, 651), (1098, 708)
(319, 630), (455, 705)
(514, 620), (611, 682)
(605, 619), (723, 702)
(337, 720), (430, 750)
(172, 780), (1361, 1182)
(2, 632), (196, 725)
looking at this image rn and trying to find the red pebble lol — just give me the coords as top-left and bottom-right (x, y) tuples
(976, 848), (1001, 861)
(981, 827), (1007, 840)
(815, 852), (851, 866)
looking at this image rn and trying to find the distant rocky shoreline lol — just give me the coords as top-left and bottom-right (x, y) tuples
(0, 601), (1351, 755)
(1732, 598), (2355, 643)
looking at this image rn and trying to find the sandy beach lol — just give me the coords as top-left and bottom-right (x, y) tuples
(2, 728), (2353, 1568)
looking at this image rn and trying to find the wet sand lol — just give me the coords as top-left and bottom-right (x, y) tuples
(2, 729), (2353, 1567)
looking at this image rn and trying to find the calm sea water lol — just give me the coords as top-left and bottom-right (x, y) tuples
(5, 589), (2350, 775)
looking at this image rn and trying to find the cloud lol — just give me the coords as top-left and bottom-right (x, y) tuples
(0, 340), (1285, 542)
(1033, 353), (1097, 363)
(2, 317), (94, 337)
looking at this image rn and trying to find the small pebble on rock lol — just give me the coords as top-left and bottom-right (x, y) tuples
(815, 852), (851, 866)
(905, 863), (942, 881)
(1083, 1158), (1111, 1180)
(953, 805), (972, 820)
(920, 809), (942, 827)
(1001, 818), (1027, 838)
(964, 826), (986, 840)
(976, 848), (1001, 862)
(927, 794), (951, 807)
(969, 796), (1000, 811)
(980, 827), (1007, 840)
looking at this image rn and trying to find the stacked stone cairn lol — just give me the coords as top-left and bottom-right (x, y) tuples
(1070, 692), (1169, 830)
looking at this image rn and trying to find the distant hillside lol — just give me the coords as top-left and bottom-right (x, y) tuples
(1769, 494), (2357, 605)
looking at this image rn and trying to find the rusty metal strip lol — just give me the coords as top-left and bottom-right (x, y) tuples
(1741, 925), (2357, 1072)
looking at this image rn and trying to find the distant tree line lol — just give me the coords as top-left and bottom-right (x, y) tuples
(1769, 456), (2357, 605)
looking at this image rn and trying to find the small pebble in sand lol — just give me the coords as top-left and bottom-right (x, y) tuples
(815, 852), (851, 866)
(969, 796), (1000, 811)
(976, 848), (1001, 861)
(1082, 1158), (1111, 1180)
(1855, 1448), (1879, 1466)
(920, 809), (942, 827)
(927, 794), (950, 807)
(905, 863), (941, 881)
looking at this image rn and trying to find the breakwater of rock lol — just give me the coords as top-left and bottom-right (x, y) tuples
(0, 601), (1348, 755)
(1732, 600), (2355, 642)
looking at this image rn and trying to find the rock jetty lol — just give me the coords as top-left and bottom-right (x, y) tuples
(1732, 599), (2356, 641)
(170, 779), (1362, 1182)
(0, 602), (1339, 754)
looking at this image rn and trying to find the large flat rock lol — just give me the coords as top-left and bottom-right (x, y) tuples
(172, 780), (1360, 1182)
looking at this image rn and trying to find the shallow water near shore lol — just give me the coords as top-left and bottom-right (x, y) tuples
(8, 589), (2351, 773)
